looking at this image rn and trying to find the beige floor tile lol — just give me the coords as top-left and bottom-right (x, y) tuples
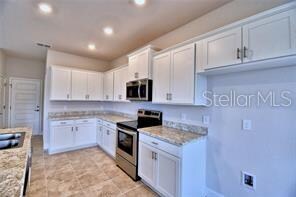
(121, 185), (158, 197)
(77, 170), (110, 189)
(112, 174), (142, 193)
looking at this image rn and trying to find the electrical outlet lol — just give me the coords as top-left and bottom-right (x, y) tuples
(241, 171), (256, 190)
(202, 115), (210, 125)
(242, 120), (252, 130)
(181, 113), (187, 121)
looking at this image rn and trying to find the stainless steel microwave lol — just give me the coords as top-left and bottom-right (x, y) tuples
(126, 79), (152, 101)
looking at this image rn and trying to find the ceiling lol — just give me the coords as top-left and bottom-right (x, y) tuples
(0, 0), (232, 61)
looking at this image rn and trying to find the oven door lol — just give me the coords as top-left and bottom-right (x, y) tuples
(116, 127), (138, 165)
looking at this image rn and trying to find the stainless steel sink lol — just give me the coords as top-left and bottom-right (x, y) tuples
(0, 132), (25, 150)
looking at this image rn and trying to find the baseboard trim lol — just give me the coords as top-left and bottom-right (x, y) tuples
(206, 188), (224, 197)
(48, 143), (97, 154)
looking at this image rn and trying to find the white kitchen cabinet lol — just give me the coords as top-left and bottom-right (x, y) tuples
(128, 46), (157, 81)
(75, 119), (96, 146)
(242, 9), (296, 62)
(114, 66), (128, 102)
(88, 72), (103, 101)
(103, 71), (114, 101)
(102, 125), (116, 157)
(153, 43), (205, 105)
(49, 119), (97, 154)
(202, 27), (242, 69)
(50, 124), (74, 150)
(171, 44), (195, 104)
(50, 66), (72, 100)
(156, 149), (180, 197)
(71, 70), (88, 100)
(138, 142), (156, 186)
(96, 119), (103, 146)
(152, 52), (171, 103)
(139, 133), (206, 197)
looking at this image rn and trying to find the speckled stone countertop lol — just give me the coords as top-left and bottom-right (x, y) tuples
(138, 125), (207, 146)
(0, 128), (32, 197)
(48, 110), (135, 123)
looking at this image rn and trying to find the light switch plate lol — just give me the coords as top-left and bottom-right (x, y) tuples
(242, 120), (252, 130)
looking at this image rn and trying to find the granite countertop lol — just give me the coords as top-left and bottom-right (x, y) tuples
(138, 125), (206, 146)
(48, 112), (135, 123)
(0, 128), (32, 197)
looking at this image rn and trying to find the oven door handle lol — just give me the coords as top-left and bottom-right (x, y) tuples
(138, 81), (142, 100)
(118, 127), (137, 136)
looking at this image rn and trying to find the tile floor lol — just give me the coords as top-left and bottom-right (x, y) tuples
(28, 136), (158, 197)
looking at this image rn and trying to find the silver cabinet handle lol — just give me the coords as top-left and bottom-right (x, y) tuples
(243, 46), (248, 58)
(237, 48), (241, 59)
(166, 93), (169, 101)
(71, 127), (74, 132)
(67, 94), (70, 99)
(76, 127), (78, 131)
(152, 152), (154, 160)
(152, 141), (158, 145)
(134, 72), (139, 79)
(107, 130), (110, 135)
(154, 152), (157, 160)
(60, 122), (67, 125)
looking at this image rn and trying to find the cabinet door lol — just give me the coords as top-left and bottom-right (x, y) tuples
(51, 126), (74, 150)
(155, 149), (180, 197)
(71, 70), (88, 100)
(103, 71), (114, 101)
(108, 129), (116, 157)
(75, 123), (96, 146)
(137, 50), (150, 80)
(114, 66), (128, 102)
(138, 142), (156, 187)
(243, 9), (296, 62)
(128, 55), (138, 81)
(202, 27), (242, 69)
(152, 52), (171, 103)
(102, 126), (116, 157)
(96, 125), (103, 146)
(87, 72), (100, 101)
(171, 43), (195, 104)
(50, 67), (71, 100)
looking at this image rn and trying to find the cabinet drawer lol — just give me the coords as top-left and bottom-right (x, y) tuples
(97, 119), (103, 124)
(75, 119), (96, 124)
(50, 120), (74, 126)
(139, 133), (181, 158)
(103, 121), (116, 130)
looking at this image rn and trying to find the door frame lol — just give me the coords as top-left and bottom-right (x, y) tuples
(8, 77), (43, 135)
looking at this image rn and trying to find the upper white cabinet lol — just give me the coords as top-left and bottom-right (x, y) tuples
(71, 70), (88, 100)
(50, 66), (103, 101)
(88, 72), (103, 101)
(242, 9), (296, 62)
(50, 66), (72, 100)
(103, 71), (114, 101)
(202, 27), (242, 69)
(128, 46), (157, 81)
(153, 43), (206, 105)
(114, 66), (128, 102)
(198, 7), (296, 72)
(171, 44), (195, 104)
(152, 52), (171, 103)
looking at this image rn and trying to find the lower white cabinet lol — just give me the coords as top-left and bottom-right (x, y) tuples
(49, 119), (96, 154)
(101, 121), (116, 157)
(139, 133), (206, 197)
(96, 119), (103, 146)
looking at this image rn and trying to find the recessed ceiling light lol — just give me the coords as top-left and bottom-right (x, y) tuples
(88, 44), (96, 50)
(103, 27), (114, 35)
(38, 3), (52, 14)
(134, 0), (146, 6)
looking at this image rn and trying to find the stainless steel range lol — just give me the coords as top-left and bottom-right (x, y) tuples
(116, 109), (162, 180)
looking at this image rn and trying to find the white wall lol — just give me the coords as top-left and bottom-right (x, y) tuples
(43, 49), (110, 148)
(103, 66), (296, 197)
(5, 55), (45, 79)
(0, 49), (6, 76)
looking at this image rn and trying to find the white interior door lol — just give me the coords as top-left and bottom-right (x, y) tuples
(10, 78), (41, 135)
(0, 77), (5, 128)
